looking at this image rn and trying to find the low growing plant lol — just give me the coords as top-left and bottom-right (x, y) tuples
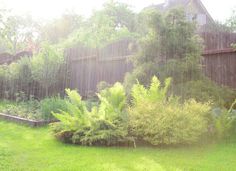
(40, 96), (68, 121)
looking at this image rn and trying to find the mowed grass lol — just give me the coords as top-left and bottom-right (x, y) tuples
(0, 121), (236, 171)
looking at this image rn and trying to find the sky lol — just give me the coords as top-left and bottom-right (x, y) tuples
(0, 0), (236, 22)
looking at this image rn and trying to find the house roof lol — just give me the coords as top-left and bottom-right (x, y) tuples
(146, 0), (214, 23)
(194, 0), (214, 23)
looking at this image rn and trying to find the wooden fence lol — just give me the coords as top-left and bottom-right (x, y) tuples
(201, 32), (236, 89)
(60, 33), (236, 96)
(201, 32), (236, 50)
(65, 33), (236, 96)
(202, 48), (236, 89)
(65, 39), (134, 96)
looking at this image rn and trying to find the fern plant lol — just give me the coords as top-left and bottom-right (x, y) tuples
(131, 76), (171, 104)
(72, 83), (131, 146)
(51, 84), (132, 146)
(52, 89), (91, 141)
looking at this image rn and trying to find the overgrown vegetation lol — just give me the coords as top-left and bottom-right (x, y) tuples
(124, 7), (236, 107)
(0, 88), (69, 121)
(49, 76), (236, 146)
(0, 43), (65, 100)
(0, 99), (40, 120)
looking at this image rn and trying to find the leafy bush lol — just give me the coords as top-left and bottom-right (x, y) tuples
(40, 97), (68, 121)
(31, 43), (64, 96)
(125, 8), (203, 89)
(51, 89), (93, 143)
(211, 100), (236, 140)
(52, 84), (132, 146)
(173, 79), (236, 108)
(129, 76), (211, 146)
(73, 82), (130, 146)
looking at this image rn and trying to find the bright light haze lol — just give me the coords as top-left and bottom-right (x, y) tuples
(1, 0), (236, 22)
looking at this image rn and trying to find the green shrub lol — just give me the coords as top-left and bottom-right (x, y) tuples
(173, 79), (236, 108)
(129, 76), (211, 146)
(72, 82), (131, 146)
(40, 97), (68, 120)
(211, 100), (236, 140)
(51, 89), (94, 143)
(52, 84), (132, 146)
(52, 89), (91, 131)
(31, 44), (64, 96)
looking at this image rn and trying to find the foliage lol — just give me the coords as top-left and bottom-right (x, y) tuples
(125, 8), (203, 91)
(40, 12), (83, 44)
(211, 100), (236, 140)
(129, 76), (211, 146)
(74, 82), (130, 146)
(0, 99), (41, 120)
(52, 83), (131, 146)
(225, 8), (236, 32)
(125, 7), (235, 109)
(173, 79), (236, 107)
(64, 13), (136, 48)
(31, 43), (64, 96)
(62, 1), (138, 48)
(102, 0), (137, 32)
(52, 89), (90, 132)
(96, 81), (111, 92)
(40, 96), (68, 121)
(0, 13), (39, 53)
(0, 43), (66, 99)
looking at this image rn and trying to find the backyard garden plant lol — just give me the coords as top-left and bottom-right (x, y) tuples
(50, 76), (222, 147)
(52, 84), (132, 146)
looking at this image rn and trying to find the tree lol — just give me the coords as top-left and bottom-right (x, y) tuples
(64, 11), (136, 48)
(125, 8), (203, 90)
(40, 12), (83, 44)
(226, 8), (236, 32)
(61, 1), (139, 48)
(0, 13), (39, 53)
(102, 0), (137, 32)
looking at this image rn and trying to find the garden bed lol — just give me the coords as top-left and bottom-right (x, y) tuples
(0, 113), (56, 127)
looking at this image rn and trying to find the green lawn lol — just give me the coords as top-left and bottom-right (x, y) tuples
(0, 121), (236, 171)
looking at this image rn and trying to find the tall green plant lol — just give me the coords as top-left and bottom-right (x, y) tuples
(125, 8), (203, 88)
(31, 44), (64, 96)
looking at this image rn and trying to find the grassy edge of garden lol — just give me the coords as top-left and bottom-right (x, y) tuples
(1, 120), (236, 171)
